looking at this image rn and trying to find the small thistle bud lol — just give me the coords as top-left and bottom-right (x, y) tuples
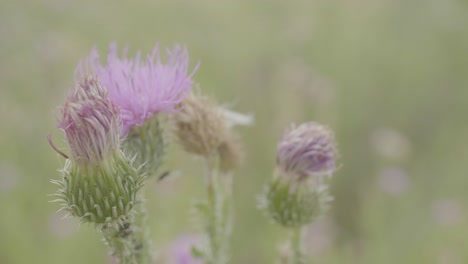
(259, 122), (338, 227)
(58, 76), (121, 165)
(276, 122), (337, 181)
(169, 92), (227, 156)
(51, 76), (145, 228)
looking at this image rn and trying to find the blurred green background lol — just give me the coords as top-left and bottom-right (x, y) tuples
(1, 0), (468, 263)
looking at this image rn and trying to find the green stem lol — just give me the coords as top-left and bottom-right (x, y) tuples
(204, 157), (229, 264)
(133, 202), (152, 264)
(290, 227), (305, 264)
(101, 207), (151, 264)
(125, 118), (165, 177)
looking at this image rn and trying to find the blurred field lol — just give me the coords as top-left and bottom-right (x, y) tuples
(1, 0), (468, 263)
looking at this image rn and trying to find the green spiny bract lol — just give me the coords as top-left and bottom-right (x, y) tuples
(259, 177), (332, 228)
(123, 117), (166, 177)
(52, 151), (145, 229)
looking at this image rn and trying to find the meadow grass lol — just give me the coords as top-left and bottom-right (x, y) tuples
(1, 0), (468, 263)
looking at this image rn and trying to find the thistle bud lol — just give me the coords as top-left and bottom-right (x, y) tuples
(51, 76), (145, 228)
(276, 122), (337, 181)
(259, 122), (337, 227)
(58, 76), (121, 165)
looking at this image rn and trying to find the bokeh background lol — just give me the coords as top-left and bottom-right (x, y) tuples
(1, 0), (468, 263)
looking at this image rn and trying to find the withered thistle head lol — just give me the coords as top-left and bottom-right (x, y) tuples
(57, 75), (121, 165)
(170, 92), (226, 156)
(169, 92), (242, 171)
(218, 133), (243, 172)
(276, 122), (337, 182)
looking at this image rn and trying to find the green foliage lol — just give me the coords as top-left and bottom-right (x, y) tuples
(123, 117), (166, 178)
(51, 152), (145, 227)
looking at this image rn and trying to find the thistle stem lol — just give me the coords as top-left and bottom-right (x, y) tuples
(101, 207), (151, 264)
(125, 118), (165, 177)
(204, 157), (229, 264)
(290, 227), (305, 264)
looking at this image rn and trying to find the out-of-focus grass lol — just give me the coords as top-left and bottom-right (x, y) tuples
(1, 0), (468, 263)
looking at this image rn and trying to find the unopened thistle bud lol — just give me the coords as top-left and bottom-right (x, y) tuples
(51, 76), (145, 228)
(57, 76), (121, 164)
(259, 122), (338, 227)
(276, 122), (337, 181)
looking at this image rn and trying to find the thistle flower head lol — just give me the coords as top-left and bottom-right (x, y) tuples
(58, 75), (121, 165)
(258, 122), (338, 227)
(52, 76), (144, 227)
(80, 43), (197, 134)
(169, 92), (229, 157)
(276, 122), (337, 182)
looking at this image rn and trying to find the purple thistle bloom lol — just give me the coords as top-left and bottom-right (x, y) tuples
(57, 75), (122, 164)
(78, 43), (198, 134)
(276, 122), (337, 181)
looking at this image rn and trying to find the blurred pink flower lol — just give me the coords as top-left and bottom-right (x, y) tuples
(377, 167), (410, 195)
(432, 199), (463, 227)
(80, 43), (198, 133)
(371, 127), (411, 161)
(165, 235), (205, 264)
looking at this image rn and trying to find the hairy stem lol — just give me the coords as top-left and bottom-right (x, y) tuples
(290, 227), (305, 264)
(125, 117), (165, 178)
(101, 207), (151, 264)
(204, 157), (230, 264)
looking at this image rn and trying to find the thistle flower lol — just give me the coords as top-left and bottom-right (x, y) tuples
(169, 92), (227, 156)
(81, 42), (197, 134)
(77, 43), (198, 177)
(276, 122), (337, 182)
(51, 76), (145, 228)
(259, 122), (337, 228)
(57, 76), (121, 164)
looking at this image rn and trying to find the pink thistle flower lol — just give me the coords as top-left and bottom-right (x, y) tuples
(276, 122), (337, 182)
(79, 43), (198, 133)
(57, 75), (122, 164)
